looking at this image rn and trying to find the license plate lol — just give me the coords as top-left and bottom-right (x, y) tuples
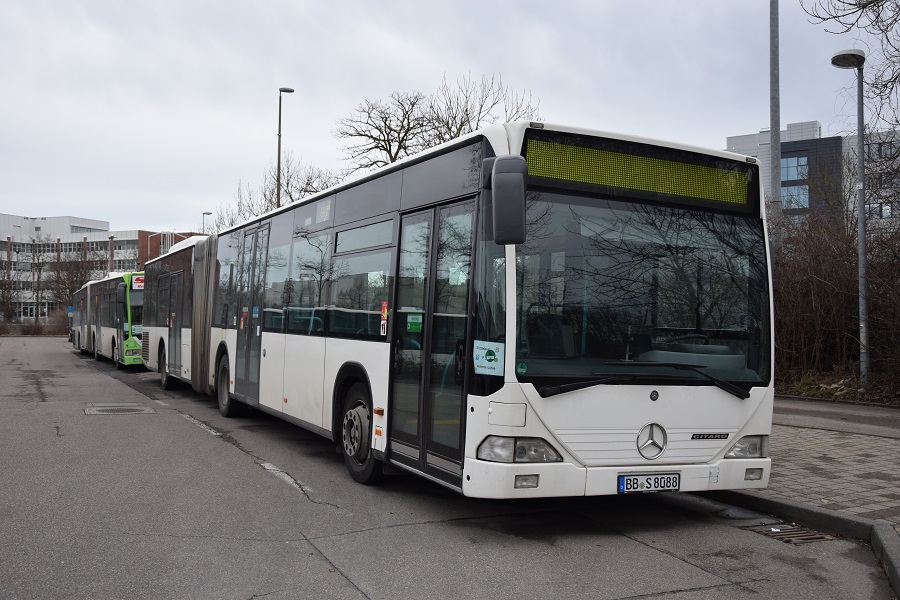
(618, 473), (680, 494)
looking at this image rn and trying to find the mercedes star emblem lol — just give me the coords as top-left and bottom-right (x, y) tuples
(637, 422), (668, 460)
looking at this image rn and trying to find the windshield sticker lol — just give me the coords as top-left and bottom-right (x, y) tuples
(516, 362), (527, 375)
(406, 314), (423, 333)
(474, 340), (504, 376)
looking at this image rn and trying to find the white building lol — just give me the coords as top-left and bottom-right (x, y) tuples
(1, 214), (142, 321)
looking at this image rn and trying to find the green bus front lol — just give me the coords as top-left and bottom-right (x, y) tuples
(119, 272), (145, 366)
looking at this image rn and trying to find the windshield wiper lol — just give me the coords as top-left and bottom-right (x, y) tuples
(538, 376), (640, 398)
(602, 361), (750, 400)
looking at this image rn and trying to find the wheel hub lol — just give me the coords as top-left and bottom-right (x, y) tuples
(343, 405), (370, 461)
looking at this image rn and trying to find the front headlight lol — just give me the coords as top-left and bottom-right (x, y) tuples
(477, 436), (562, 463)
(725, 435), (769, 458)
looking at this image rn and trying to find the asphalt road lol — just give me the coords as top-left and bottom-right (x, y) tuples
(0, 336), (893, 600)
(774, 395), (900, 439)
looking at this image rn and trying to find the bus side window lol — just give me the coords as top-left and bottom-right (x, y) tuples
(289, 232), (331, 336)
(329, 250), (392, 338)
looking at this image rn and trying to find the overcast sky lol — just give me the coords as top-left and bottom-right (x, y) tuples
(0, 1), (877, 233)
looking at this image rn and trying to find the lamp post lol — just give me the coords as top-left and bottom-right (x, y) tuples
(108, 235), (115, 274)
(202, 211), (212, 234)
(276, 87), (294, 209)
(831, 48), (869, 390)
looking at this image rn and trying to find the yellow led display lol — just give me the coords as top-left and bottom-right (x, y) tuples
(526, 138), (749, 206)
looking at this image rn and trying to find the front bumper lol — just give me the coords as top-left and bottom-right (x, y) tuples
(461, 457), (771, 499)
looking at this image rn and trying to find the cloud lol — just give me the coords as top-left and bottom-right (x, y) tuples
(0, 0), (883, 232)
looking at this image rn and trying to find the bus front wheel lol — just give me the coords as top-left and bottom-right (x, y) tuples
(216, 355), (242, 417)
(340, 382), (383, 485)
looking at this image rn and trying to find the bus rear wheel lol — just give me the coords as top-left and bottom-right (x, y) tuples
(216, 355), (242, 417)
(341, 382), (383, 485)
(160, 347), (175, 390)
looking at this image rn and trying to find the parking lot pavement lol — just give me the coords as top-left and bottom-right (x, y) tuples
(2, 337), (898, 598)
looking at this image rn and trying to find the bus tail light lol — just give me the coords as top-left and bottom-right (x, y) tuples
(725, 435), (769, 458)
(477, 436), (562, 463)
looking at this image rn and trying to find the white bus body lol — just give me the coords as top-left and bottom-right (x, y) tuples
(144, 122), (773, 498)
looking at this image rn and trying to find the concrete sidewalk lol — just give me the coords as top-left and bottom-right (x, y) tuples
(767, 424), (900, 533)
(706, 398), (900, 595)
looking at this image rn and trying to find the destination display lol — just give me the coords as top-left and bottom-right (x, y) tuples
(524, 131), (759, 214)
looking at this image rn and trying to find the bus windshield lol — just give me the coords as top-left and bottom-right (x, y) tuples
(514, 190), (770, 391)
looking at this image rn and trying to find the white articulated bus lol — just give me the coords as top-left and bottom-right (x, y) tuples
(143, 122), (773, 498)
(72, 271), (145, 368)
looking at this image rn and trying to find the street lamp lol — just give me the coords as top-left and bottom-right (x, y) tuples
(276, 87), (295, 209)
(202, 211), (212, 233)
(831, 48), (869, 390)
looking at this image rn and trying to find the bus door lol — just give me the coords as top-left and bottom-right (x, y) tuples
(116, 282), (128, 344)
(234, 224), (270, 406)
(390, 200), (475, 486)
(78, 297), (87, 350)
(165, 272), (183, 377)
(91, 291), (100, 353)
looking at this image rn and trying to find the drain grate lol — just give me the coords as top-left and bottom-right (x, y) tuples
(85, 403), (156, 415)
(743, 523), (832, 544)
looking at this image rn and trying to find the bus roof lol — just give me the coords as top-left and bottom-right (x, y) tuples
(212, 121), (759, 238)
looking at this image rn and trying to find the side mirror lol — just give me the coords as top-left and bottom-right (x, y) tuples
(116, 282), (126, 305)
(484, 156), (527, 245)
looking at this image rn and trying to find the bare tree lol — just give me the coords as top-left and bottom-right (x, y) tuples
(212, 152), (342, 230)
(46, 247), (107, 308)
(279, 153), (342, 205)
(213, 179), (271, 232)
(28, 237), (54, 326)
(0, 272), (21, 323)
(802, 0), (900, 127)
(334, 74), (542, 174)
(334, 91), (430, 173)
(424, 73), (541, 147)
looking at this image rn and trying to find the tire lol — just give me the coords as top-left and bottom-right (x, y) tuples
(216, 355), (242, 417)
(340, 382), (384, 484)
(160, 347), (176, 390)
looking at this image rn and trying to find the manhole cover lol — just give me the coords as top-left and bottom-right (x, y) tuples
(97, 407), (146, 414)
(85, 405), (156, 415)
(743, 523), (832, 544)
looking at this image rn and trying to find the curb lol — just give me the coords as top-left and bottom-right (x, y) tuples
(700, 490), (900, 595)
(776, 393), (900, 410)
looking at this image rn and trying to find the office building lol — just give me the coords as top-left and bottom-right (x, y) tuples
(726, 121), (844, 220)
(1, 213), (196, 322)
